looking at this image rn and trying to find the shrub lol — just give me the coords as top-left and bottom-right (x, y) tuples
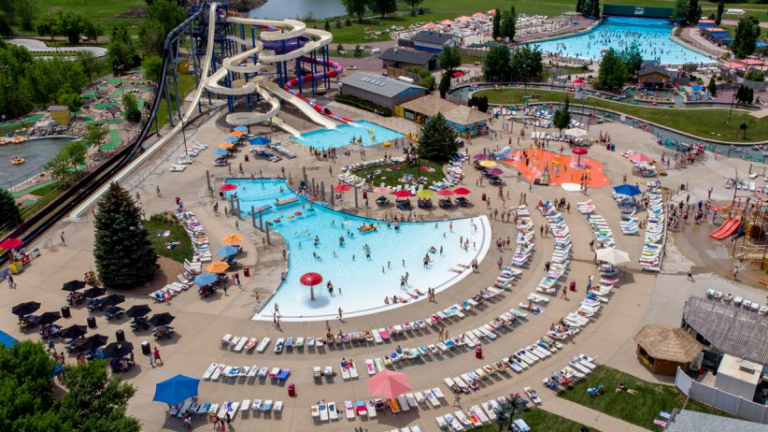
(345, 17), (352, 26)
(335, 94), (392, 116)
(745, 69), (765, 82)
(353, 44), (363, 57)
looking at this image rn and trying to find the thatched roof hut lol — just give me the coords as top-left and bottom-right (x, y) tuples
(633, 325), (703, 375)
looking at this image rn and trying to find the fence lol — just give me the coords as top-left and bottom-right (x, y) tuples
(675, 367), (768, 423)
(458, 48), (488, 59)
(385, 67), (421, 82)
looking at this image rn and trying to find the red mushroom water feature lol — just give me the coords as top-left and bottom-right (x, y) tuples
(572, 147), (588, 168)
(300, 272), (323, 301)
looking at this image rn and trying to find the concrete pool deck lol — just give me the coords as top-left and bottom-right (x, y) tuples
(2, 97), (765, 432)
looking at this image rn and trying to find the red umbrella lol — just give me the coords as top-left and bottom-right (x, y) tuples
(452, 71), (465, 77)
(628, 153), (653, 163)
(393, 190), (412, 198)
(367, 370), (412, 400)
(0, 238), (23, 250)
(334, 184), (352, 192)
(220, 183), (238, 191)
(300, 272), (323, 301)
(436, 189), (454, 196)
(453, 187), (471, 195)
(573, 78), (585, 85)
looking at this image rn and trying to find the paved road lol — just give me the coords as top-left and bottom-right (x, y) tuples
(5, 38), (107, 57)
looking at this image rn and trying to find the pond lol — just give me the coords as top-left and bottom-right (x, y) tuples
(0, 137), (75, 189)
(249, 0), (347, 20)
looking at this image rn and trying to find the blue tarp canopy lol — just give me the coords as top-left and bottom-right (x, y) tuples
(709, 32), (728, 38)
(234, 126), (248, 132)
(722, 38), (734, 42)
(697, 23), (714, 28)
(249, 136), (271, 145)
(212, 149), (229, 156)
(613, 184), (642, 196)
(756, 42), (767, 47)
(153, 375), (200, 406)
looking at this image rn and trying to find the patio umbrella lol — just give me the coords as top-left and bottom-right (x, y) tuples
(453, 187), (471, 195)
(148, 312), (175, 327)
(486, 168), (503, 176)
(572, 146), (588, 167)
(367, 370), (412, 400)
(472, 12), (486, 18)
(101, 294), (126, 307)
(565, 128), (587, 138)
(613, 184), (642, 196)
(436, 189), (455, 196)
(479, 160), (497, 168)
(440, 19), (453, 25)
(61, 280), (86, 292)
(222, 234), (243, 245)
(334, 183), (352, 192)
(12, 301), (40, 317)
(212, 149), (229, 156)
(595, 247), (630, 265)
(83, 287), (107, 299)
(225, 136), (239, 143)
(218, 245), (239, 256)
(207, 262), (229, 273)
(373, 186), (392, 194)
(393, 190), (412, 198)
(300, 272), (323, 301)
(234, 126), (248, 133)
(456, 16), (470, 21)
(416, 189), (434, 198)
(125, 304), (152, 319)
(573, 78), (585, 85)
(229, 131), (244, 137)
(473, 154), (489, 160)
(102, 341), (134, 359)
(487, 9), (496, 14)
(628, 152), (653, 163)
(218, 142), (235, 150)
(249, 136), (270, 145)
(0, 238), (23, 250)
(194, 273), (218, 286)
(220, 183), (238, 191)
(452, 71), (465, 77)
(37, 311), (62, 326)
(78, 334), (108, 352)
(60, 324), (87, 339)
(153, 375), (200, 406)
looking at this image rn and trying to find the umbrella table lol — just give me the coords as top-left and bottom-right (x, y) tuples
(436, 189), (455, 196)
(220, 183), (238, 191)
(453, 187), (471, 195)
(479, 160), (497, 168)
(300, 272), (323, 301)
(595, 247), (630, 265)
(78, 334), (108, 352)
(222, 234), (243, 245)
(334, 183), (352, 192)
(440, 19), (454, 25)
(153, 375), (200, 406)
(234, 126), (248, 133)
(393, 190), (411, 198)
(249, 136), (270, 145)
(218, 142), (235, 150)
(0, 238), (23, 250)
(373, 186), (392, 194)
(367, 370), (412, 400)
(194, 273), (218, 286)
(212, 149), (229, 156)
(613, 184), (642, 196)
(416, 189), (434, 198)
(573, 78), (585, 85)
(148, 312), (176, 327)
(218, 245), (239, 256)
(37, 311), (62, 326)
(125, 305), (152, 319)
(83, 287), (107, 299)
(12, 301), (40, 316)
(473, 154), (489, 160)
(485, 168), (503, 176)
(62, 280), (86, 292)
(102, 341), (134, 359)
(60, 324), (88, 339)
(225, 136), (239, 143)
(207, 262), (230, 273)
(101, 294), (126, 307)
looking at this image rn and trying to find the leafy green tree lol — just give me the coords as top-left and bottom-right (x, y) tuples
(123, 93), (142, 122)
(342, 0), (368, 23)
(45, 140), (88, 184)
(707, 77), (717, 97)
(0, 188), (21, 228)
(83, 21), (104, 42)
(620, 41), (643, 76)
(417, 112), (458, 162)
(597, 48), (628, 90)
(439, 46), (461, 72)
(716, 0), (724, 26)
(59, 92), (83, 114)
(142, 55), (164, 83)
(687, 0), (702, 26)
(404, 0), (423, 11)
(0, 341), (58, 432)
(85, 124), (109, 147)
(77, 50), (101, 82)
(483, 45), (512, 82)
(501, 7), (516, 41)
(511, 45), (543, 81)
(576, 0), (585, 15)
(107, 27), (136, 74)
(22, 57), (87, 106)
(369, 0), (397, 18)
(146, 0), (186, 37)
(553, 95), (572, 131)
(0, 12), (12, 36)
(139, 19), (165, 56)
(36, 14), (57, 44)
(672, 0), (689, 23)
(732, 16), (761, 59)
(492, 9), (501, 40)
(16, 0), (39, 31)
(493, 402), (512, 432)
(591, 0), (601, 18)
(55, 11), (88, 44)
(439, 73), (451, 98)
(94, 182), (158, 289)
(324, 20), (331, 31)
(336, 18), (342, 28)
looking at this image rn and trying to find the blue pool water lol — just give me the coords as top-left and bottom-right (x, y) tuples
(0, 329), (17, 347)
(530, 17), (712, 65)
(291, 120), (405, 149)
(226, 179), (491, 321)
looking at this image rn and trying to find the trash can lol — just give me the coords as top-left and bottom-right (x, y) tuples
(141, 341), (151, 355)
(61, 305), (71, 319)
(87, 315), (97, 329)
(244, 266), (250, 277)
(475, 346), (483, 359)
(116, 329), (125, 342)
(288, 383), (296, 397)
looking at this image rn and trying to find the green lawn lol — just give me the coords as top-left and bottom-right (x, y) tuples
(559, 366), (734, 431)
(152, 73), (196, 131)
(37, 0), (145, 32)
(474, 407), (603, 432)
(474, 87), (768, 143)
(354, 159), (446, 188)
(144, 214), (193, 264)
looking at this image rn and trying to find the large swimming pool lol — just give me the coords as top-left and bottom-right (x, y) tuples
(226, 179), (491, 321)
(530, 17), (712, 65)
(291, 120), (404, 149)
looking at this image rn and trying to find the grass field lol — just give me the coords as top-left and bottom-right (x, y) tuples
(36, 0), (145, 32)
(474, 87), (768, 143)
(559, 366), (734, 431)
(144, 214), (193, 264)
(354, 159), (445, 188)
(473, 407), (603, 432)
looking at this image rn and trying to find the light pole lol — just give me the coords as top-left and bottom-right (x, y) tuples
(180, 117), (189, 155)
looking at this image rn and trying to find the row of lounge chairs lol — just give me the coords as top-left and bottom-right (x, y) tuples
(541, 354), (598, 392)
(435, 393), (531, 431)
(221, 335), (271, 353)
(177, 210), (213, 264)
(201, 363), (290, 383)
(535, 203), (571, 296)
(318, 389), (443, 423)
(171, 143), (208, 172)
(706, 290), (768, 314)
(168, 398), (283, 421)
(640, 183), (665, 272)
(512, 206), (535, 268)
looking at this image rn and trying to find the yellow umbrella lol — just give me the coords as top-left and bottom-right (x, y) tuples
(219, 142), (235, 149)
(222, 234), (243, 245)
(479, 160), (497, 168)
(207, 262), (230, 273)
(416, 189), (434, 198)
(230, 131), (244, 137)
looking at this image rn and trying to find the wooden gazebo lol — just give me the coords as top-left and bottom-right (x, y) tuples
(634, 325), (704, 376)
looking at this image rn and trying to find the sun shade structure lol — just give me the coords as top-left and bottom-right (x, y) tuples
(373, 186), (392, 194)
(60, 324), (87, 339)
(367, 370), (412, 400)
(218, 142), (235, 149)
(394, 190), (412, 198)
(453, 187), (471, 195)
(628, 152), (653, 163)
(102, 341), (134, 359)
(334, 183), (352, 192)
(634, 324), (703, 366)
(479, 160), (496, 168)
(613, 184), (642, 196)
(12, 301), (40, 316)
(148, 312), (175, 327)
(416, 189), (434, 198)
(61, 280), (86, 292)
(220, 183), (237, 191)
(222, 234), (243, 245)
(194, 273), (218, 286)
(595, 247), (630, 265)
(218, 245), (239, 256)
(0, 238), (22, 250)
(125, 304), (152, 318)
(206, 262), (230, 273)
(436, 189), (454, 196)
(300, 272), (323, 300)
(153, 375), (200, 406)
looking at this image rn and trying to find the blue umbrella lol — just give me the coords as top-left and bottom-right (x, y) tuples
(249, 136), (270, 145)
(234, 126), (248, 133)
(212, 149), (229, 156)
(225, 136), (239, 143)
(194, 273), (218, 286)
(153, 375), (200, 406)
(613, 184), (642, 196)
(218, 245), (239, 256)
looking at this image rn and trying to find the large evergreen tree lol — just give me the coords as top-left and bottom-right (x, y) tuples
(707, 77), (717, 97)
(597, 48), (629, 90)
(500, 7), (516, 41)
(94, 183), (158, 289)
(553, 96), (572, 132)
(439, 46), (461, 72)
(482, 45), (513, 82)
(687, 0), (702, 26)
(0, 188), (21, 230)
(417, 113), (459, 162)
(492, 8), (501, 40)
(715, 0), (724, 26)
(732, 16), (761, 59)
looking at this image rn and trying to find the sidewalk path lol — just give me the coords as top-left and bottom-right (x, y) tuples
(543, 397), (649, 432)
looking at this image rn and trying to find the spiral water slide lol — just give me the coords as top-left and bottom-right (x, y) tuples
(203, 15), (350, 135)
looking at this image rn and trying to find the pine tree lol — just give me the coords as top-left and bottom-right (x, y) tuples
(0, 188), (21, 230)
(715, 0), (724, 26)
(748, 87), (754, 104)
(417, 112), (459, 162)
(707, 77), (717, 97)
(591, 0), (601, 19)
(553, 95), (572, 131)
(508, 6), (517, 41)
(492, 9), (501, 40)
(439, 73), (451, 98)
(576, 0), (585, 15)
(94, 183), (158, 289)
